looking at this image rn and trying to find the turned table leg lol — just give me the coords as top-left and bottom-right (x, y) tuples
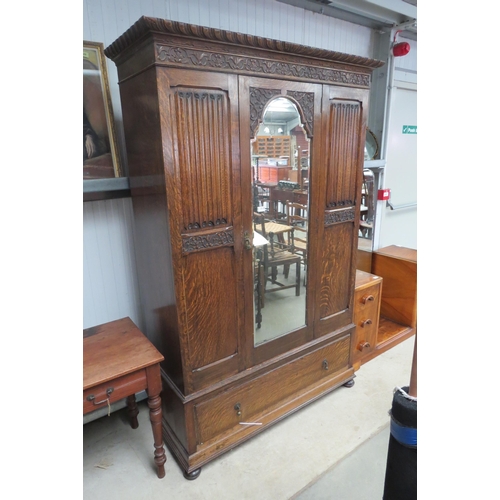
(126, 394), (139, 429)
(146, 365), (167, 479)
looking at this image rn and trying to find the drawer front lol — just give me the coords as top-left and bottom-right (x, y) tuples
(194, 334), (350, 445)
(83, 370), (147, 415)
(355, 281), (381, 318)
(353, 282), (381, 359)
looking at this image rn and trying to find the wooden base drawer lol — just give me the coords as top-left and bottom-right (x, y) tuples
(194, 334), (350, 445)
(83, 370), (147, 415)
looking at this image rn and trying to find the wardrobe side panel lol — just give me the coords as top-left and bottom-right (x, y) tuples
(119, 67), (184, 390)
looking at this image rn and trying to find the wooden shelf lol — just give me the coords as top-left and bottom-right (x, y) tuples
(254, 135), (291, 157)
(83, 177), (131, 202)
(377, 317), (414, 345)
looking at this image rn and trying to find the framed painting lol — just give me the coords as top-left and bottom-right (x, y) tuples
(83, 41), (122, 179)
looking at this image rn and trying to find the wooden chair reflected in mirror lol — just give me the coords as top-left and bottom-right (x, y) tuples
(253, 213), (301, 300)
(286, 201), (308, 285)
(253, 231), (268, 329)
(359, 169), (375, 239)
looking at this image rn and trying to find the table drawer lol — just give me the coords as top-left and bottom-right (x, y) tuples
(194, 334), (350, 445)
(83, 370), (147, 415)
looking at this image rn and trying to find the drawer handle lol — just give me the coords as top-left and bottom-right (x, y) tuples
(234, 403), (242, 417)
(322, 360), (329, 370)
(86, 388), (114, 416)
(357, 341), (371, 351)
(360, 319), (372, 327)
(86, 387), (114, 405)
(362, 295), (375, 304)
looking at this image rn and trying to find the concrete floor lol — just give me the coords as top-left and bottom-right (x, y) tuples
(83, 337), (415, 499)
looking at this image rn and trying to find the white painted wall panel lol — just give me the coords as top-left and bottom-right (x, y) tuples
(394, 36), (417, 84)
(378, 82), (417, 249)
(83, 0), (375, 69)
(83, 198), (143, 330)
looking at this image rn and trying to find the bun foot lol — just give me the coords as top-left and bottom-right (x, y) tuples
(343, 379), (355, 388)
(183, 468), (201, 480)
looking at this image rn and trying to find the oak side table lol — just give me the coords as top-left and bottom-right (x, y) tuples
(83, 317), (166, 478)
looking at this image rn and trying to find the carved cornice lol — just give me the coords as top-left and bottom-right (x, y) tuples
(182, 228), (234, 254)
(105, 16), (385, 73)
(324, 208), (355, 226)
(156, 45), (371, 87)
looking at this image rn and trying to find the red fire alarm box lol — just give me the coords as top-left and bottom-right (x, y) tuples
(378, 188), (391, 201)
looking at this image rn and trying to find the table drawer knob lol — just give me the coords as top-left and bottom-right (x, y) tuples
(86, 387), (114, 406)
(234, 403), (242, 417)
(361, 295), (374, 304)
(360, 319), (372, 328)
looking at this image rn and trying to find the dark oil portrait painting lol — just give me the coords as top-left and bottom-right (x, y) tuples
(83, 41), (121, 179)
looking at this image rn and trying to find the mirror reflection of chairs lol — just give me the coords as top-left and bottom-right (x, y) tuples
(253, 183), (271, 215)
(285, 201), (308, 285)
(359, 169), (375, 239)
(253, 212), (301, 303)
(253, 231), (267, 329)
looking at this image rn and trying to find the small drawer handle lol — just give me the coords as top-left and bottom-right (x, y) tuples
(234, 403), (242, 417)
(357, 341), (371, 351)
(362, 295), (374, 304)
(86, 387), (114, 405)
(322, 359), (329, 370)
(86, 388), (114, 416)
(360, 319), (372, 327)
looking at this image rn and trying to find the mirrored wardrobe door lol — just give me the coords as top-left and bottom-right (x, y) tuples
(251, 96), (310, 346)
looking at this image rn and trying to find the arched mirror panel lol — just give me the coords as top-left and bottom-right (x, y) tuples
(250, 97), (310, 346)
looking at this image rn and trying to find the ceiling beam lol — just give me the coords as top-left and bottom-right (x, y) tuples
(276, 0), (416, 32)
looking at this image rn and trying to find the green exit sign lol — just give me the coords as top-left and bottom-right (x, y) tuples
(402, 125), (417, 134)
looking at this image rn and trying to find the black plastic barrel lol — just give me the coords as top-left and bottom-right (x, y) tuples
(383, 386), (417, 499)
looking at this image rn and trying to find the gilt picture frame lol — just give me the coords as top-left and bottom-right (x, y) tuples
(83, 40), (122, 179)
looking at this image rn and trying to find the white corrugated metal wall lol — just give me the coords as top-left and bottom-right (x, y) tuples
(83, 0), (417, 330)
(83, 198), (143, 328)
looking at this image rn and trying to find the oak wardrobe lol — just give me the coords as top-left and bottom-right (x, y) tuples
(105, 16), (384, 479)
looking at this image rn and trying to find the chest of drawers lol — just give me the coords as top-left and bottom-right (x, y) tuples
(352, 270), (382, 370)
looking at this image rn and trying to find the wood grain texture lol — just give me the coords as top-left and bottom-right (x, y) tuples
(194, 334), (350, 445)
(372, 245), (417, 328)
(83, 317), (164, 389)
(83, 317), (167, 479)
(351, 270), (382, 369)
(172, 89), (233, 231)
(182, 248), (239, 369)
(319, 222), (353, 319)
(325, 100), (361, 209)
